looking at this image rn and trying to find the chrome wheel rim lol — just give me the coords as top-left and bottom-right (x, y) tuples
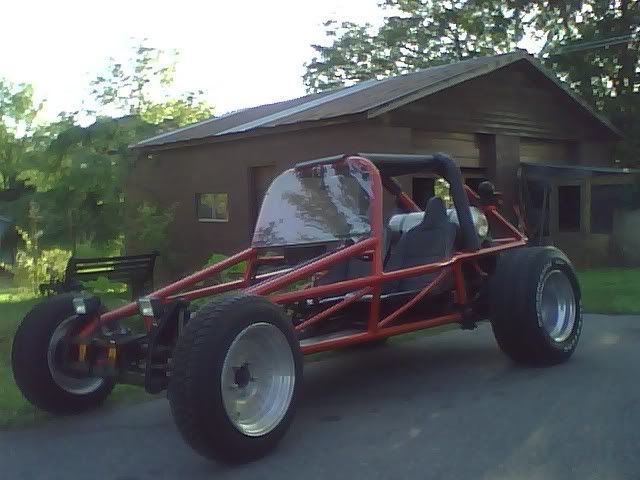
(540, 270), (577, 342)
(221, 322), (296, 437)
(47, 317), (105, 395)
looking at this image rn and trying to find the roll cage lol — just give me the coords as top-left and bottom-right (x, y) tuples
(71, 153), (527, 391)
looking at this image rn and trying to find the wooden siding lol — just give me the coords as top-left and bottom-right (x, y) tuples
(411, 130), (481, 168)
(128, 61), (619, 278)
(129, 122), (420, 278)
(520, 138), (577, 164)
(386, 63), (611, 141)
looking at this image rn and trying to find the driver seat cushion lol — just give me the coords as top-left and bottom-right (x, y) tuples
(384, 197), (457, 293)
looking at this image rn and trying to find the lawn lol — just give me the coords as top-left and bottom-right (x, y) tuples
(577, 268), (640, 315)
(0, 289), (151, 428)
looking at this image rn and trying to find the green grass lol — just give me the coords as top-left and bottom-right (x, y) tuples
(577, 268), (640, 315)
(0, 289), (151, 429)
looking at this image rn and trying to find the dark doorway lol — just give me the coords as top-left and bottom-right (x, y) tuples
(250, 165), (276, 229)
(558, 185), (581, 232)
(412, 177), (435, 209)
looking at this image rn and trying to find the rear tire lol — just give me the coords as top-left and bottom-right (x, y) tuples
(11, 293), (115, 415)
(489, 247), (582, 366)
(168, 294), (303, 464)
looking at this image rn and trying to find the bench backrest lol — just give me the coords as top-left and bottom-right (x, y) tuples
(66, 253), (158, 283)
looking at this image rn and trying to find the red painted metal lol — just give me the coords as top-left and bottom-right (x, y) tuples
(251, 238), (377, 296)
(381, 176), (420, 212)
(347, 156), (385, 334)
(171, 268), (294, 302)
(489, 206), (526, 240)
(452, 262), (468, 305)
(152, 247), (256, 298)
(300, 312), (461, 354)
(270, 275), (376, 304)
(243, 256), (256, 283)
(378, 269), (450, 328)
(396, 192), (421, 212)
(464, 184), (481, 202)
(78, 154), (529, 351)
(294, 287), (372, 332)
(80, 248), (257, 336)
(171, 279), (246, 301)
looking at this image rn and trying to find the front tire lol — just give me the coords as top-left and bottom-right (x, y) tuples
(168, 295), (303, 464)
(11, 293), (115, 415)
(489, 247), (582, 366)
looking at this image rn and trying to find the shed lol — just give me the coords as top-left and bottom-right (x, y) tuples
(130, 51), (625, 278)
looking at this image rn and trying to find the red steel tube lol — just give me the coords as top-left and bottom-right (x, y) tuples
(294, 287), (372, 332)
(378, 269), (450, 328)
(301, 312), (461, 354)
(452, 262), (468, 305)
(251, 238), (376, 296)
(80, 247), (257, 336)
(173, 267), (294, 301)
(169, 279), (246, 301)
(342, 156), (385, 334)
(151, 247), (256, 299)
(271, 274), (378, 304)
(489, 206), (527, 241)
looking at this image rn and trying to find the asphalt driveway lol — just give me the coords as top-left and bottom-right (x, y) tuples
(2, 314), (639, 480)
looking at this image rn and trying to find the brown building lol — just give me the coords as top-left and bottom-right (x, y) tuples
(130, 51), (632, 279)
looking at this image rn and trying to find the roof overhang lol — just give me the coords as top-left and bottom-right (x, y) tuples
(521, 162), (640, 180)
(366, 53), (621, 139)
(133, 51), (621, 151)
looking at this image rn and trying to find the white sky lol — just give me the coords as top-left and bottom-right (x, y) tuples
(1, 0), (542, 122)
(1, 0), (387, 120)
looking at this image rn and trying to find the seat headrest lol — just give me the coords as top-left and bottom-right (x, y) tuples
(421, 196), (448, 228)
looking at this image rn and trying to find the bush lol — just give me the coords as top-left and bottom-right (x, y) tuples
(126, 201), (174, 255)
(81, 276), (128, 294)
(3, 228), (72, 293)
(206, 253), (246, 282)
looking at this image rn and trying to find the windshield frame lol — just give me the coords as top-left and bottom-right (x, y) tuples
(251, 156), (383, 249)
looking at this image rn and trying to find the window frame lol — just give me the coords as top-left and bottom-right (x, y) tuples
(195, 192), (229, 223)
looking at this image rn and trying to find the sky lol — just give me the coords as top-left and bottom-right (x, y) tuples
(1, 1), (543, 123)
(1, 0), (387, 121)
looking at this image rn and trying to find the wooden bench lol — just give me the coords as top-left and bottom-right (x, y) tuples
(40, 252), (158, 300)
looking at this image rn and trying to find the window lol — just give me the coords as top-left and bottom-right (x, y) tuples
(591, 184), (633, 234)
(558, 185), (581, 232)
(196, 193), (229, 222)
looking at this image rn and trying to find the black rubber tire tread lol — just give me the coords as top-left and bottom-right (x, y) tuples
(168, 294), (303, 464)
(489, 246), (582, 366)
(11, 293), (115, 415)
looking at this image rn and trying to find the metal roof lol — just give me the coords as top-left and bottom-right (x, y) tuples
(134, 51), (620, 150)
(521, 162), (640, 178)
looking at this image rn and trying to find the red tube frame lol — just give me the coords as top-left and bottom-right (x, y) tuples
(79, 155), (527, 354)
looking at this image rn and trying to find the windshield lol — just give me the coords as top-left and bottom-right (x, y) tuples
(252, 162), (372, 248)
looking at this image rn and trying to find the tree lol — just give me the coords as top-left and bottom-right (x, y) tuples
(304, 0), (531, 91)
(305, 0), (640, 165)
(89, 43), (213, 126)
(535, 0), (640, 165)
(29, 115), (159, 252)
(0, 80), (44, 193)
(24, 43), (215, 252)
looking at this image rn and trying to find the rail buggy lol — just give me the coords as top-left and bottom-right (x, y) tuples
(12, 153), (582, 463)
